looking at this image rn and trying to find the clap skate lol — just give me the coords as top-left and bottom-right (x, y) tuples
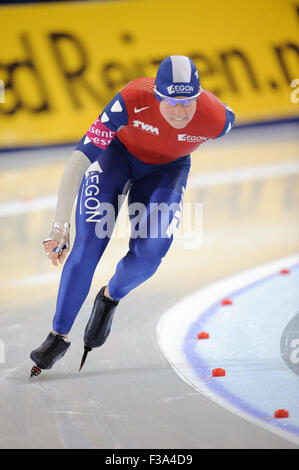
(79, 286), (118, 371)
(30, 332), (70, 378)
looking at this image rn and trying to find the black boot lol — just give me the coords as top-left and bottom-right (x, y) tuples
(79, 286), (118, 371)
(30, 332), (71, 377)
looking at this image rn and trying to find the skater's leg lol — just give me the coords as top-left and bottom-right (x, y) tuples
(108, 159), (190, 300)
(77, 157), (190, 371)
(52, 144), (132, 335)
(52, 215), (107, 335)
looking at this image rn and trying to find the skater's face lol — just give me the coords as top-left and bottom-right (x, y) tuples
(159, 97), (197, 129)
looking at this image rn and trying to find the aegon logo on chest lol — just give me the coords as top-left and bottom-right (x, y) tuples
(133, 120), (159, 135)
(178, 134), (208, 143)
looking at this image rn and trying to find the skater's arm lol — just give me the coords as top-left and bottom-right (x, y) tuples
(44, 93), (129, 266)
(55, 149), (90, 223)
(44, 149), (91, 266)
(52, 92), (128, 225)
(217, 104), (235, 138)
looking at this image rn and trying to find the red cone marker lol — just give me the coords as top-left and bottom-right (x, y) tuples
(212, 368), (226, 377)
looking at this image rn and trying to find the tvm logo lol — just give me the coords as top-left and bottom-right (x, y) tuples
(133, 120), (159, 135)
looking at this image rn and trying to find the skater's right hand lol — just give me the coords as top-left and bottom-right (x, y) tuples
(43, 240), (68, 266)
(43, 221), (70, 267)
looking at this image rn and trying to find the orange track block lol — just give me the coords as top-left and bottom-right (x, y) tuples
(274, 409), (289, 418)
(221, 298), (232, 305)
(212, 368), (225, 377)
(197, 331), (210, 339)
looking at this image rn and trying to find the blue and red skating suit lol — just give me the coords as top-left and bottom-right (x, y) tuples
(76, 78), (235, 164)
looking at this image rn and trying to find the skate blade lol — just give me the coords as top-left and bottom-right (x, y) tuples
(30, 365), (42, 378)
(78, 346), (92, 372)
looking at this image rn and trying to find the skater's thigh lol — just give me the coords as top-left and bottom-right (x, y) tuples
(129, 165), (189, 242)
(75, 144), (132, 242)
(129, 162), (190, 207)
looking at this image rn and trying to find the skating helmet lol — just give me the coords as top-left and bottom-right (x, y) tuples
(154, 55), (202, 104)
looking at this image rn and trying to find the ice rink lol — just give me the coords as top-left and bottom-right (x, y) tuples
(0, 122), (298, 449)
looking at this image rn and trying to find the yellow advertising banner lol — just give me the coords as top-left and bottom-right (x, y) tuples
(0, 0), (298, 149)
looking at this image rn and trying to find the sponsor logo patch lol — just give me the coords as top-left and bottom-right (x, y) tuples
(178, 134), (208, 143)
(86, 118), (116, 149)
(133, 120), (159, 135)
(167, 84), (194, 95)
